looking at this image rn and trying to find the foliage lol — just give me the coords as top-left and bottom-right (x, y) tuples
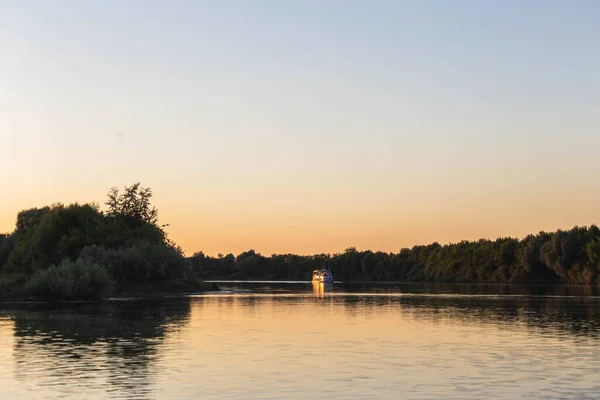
(22, 258), (114, 301)
(4, 203), (104, 274)
(0, 183), (207, 300)
(15, 207), (51, 235)
(106, 183), (159, 225)
(0, 273), (30, 298)
(79, 243), (191, 284)
(189, 225), (600, 285)
(0, 233), (15, 270)
(3, 181), (600, 299)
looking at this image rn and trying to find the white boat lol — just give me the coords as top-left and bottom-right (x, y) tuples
(312, 268), (334, 283)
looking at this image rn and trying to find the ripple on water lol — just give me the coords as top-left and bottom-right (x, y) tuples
(2, 288), (600, 399)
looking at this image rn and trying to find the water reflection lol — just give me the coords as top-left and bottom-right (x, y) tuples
(211, 283), (600, 341)
(3, 298), (191, 399)
(2, 285), (600, 399)
(312, 282), (333, 298)
(183, 290), (600, 399)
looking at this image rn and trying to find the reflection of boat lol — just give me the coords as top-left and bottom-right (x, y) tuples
(312, 268), (334, 283)
(312, 281), (332, 297)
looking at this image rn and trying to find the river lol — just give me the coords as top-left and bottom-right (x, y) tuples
(1, 282), (600, 399)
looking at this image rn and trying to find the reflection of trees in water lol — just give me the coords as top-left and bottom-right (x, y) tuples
(341, 282), (600, 297)
(336, 294), (600, 340)
(321, 283), (600, 339)
(8, 298), (191, 399)
(204, 287), (600, 340)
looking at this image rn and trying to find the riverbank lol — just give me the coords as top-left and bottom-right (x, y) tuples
(0, 272), (219, 302)
(189, 226), (600, 286)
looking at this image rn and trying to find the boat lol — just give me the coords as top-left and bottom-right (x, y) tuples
(312, 268), (334, 284)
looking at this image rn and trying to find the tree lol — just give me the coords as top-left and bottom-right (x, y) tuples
(15, 207), (50, 235)
(105, 183), (159, 225)
(0, 233), (15, 271)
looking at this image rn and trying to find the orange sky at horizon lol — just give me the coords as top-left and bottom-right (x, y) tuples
(1, 181), (598, 257)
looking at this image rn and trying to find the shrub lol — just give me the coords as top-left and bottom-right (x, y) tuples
(0, 273), (30, 298)
(79, 242), (190, 283)
(22, 258), (114, 301)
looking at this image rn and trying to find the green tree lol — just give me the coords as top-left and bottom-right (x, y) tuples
(106, 183), (159, 225)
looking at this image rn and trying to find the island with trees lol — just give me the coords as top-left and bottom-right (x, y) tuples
(0, 183), (216, 301)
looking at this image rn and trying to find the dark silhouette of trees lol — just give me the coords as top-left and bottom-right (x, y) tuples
(189, 225), (600, 286)
(106, 183), (159, 225)
(4, 181), (600, 299)
(0, 184), (210, 300)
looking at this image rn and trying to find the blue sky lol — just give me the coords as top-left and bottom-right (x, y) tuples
(1, 0), (599, 255)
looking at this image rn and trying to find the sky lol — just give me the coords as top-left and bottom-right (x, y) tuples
(1, 0), (599, 256)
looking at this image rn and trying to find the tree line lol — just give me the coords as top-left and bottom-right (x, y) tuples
(3, 183), (600, 301)
(189, 225), (600, 285)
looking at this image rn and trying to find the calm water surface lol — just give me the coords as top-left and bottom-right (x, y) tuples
(2, 283), (600, 399)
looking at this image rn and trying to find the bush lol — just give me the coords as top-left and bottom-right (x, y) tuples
(22, 258), (114, 301)
(79, 242), (191, 284)
(0, 274), (30, 298)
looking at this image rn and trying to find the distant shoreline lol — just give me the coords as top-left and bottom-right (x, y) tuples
(189, 225), (600, 287)
(205, 279), (600, 288)
(3, 185), (600, 301)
